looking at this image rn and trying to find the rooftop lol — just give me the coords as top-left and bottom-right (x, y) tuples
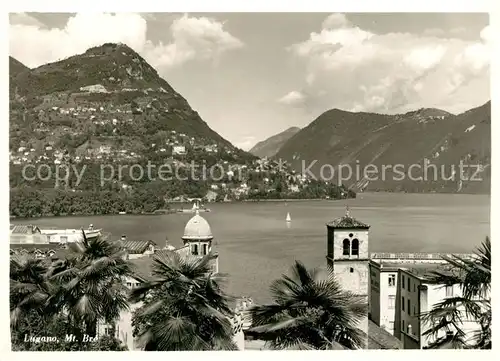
(326, 207), (370, 229)
(129, 256), (156, 282)
(368, 320), (403, 349)
(10, 224), (40, 234)
(10, 244), (70, 261)
(120, 239), (156, 254)
(10, 243), (59, 250)
(372, 252), (476, 261)
(380, 262), (454, 281)
(182, 210), (213, 240)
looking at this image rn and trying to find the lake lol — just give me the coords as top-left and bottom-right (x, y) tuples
(12, 192), (490, 303)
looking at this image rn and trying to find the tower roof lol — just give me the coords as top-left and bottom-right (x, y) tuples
(182, 210), (213, 241)
(326, 206), (370, 229)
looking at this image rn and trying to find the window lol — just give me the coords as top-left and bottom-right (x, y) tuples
(402, 275), (405, 289)
(445, 286), (453, 297)
(351, 239), (359, 256)
(342, 239), (350, 255)
(402, 320), (405, 331)
(126, 282), (132, 288)
(388, 274), (396, 287)
(408, 278), (411, 291)
(192, 244), (199, 255)
(388, 295), (395, 309)
(402, 296), (405, 311)
(350, 267), (354, 273)
(104, 326), (115, 336)
(202, 244), (208, 255)
(389, 321), (395, 332)
(407, 299), (411, 313)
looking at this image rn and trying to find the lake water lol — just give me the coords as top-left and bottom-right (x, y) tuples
(12, 193), (490, 303)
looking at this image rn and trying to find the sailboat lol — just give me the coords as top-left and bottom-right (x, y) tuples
(286, 212), (291, 222)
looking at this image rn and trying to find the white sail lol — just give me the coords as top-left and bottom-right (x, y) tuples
(286, 212), (291, 222)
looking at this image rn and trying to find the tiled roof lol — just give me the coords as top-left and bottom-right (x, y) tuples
(368, 320), (403, 349)
(10, 243), (61, 250)
(129, 257), (156, 282)
(10, 243), (70, 261)
(381, 262), (454, 281)
(128, 247), (197, 282)
(120, 240), (156, 254)
(326, 216), (370, 229)
(10, 225), (40, 234)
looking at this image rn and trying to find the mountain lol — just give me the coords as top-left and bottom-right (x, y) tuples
(275, 103), (490, 194)
(249, 127), (301, 158)
(9, 56), (29, 75)
(9, 57), (30, 98)
(9, 43), (253, 160)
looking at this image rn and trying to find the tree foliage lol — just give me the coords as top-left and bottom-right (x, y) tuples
(10, 233), (131, 351)
(248, 261), (367, 350)
(130, 252), (237, 350)
(421, 237), (491, 349)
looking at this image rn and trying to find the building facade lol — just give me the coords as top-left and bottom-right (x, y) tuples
(369, 253), (482, 349)
(10, 225), (48, 244)
(369, 262), (398, 334)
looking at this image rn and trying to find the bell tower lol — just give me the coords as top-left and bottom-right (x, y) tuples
(326, 206), (370, 348)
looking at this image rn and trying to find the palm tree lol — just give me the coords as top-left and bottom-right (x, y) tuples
(10, 255), (56, 327)
(422, 237), (491, 349)
(129, 251), (237, 350)
(48, 232), (132, 337)
(248, 261), (367, 350)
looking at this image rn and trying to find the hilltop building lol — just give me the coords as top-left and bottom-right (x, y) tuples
(172, 145), (186, 155)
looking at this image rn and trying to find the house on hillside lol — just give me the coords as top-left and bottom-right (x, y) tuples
(204, 190), (218, 202)
(172, 145), (186, 155)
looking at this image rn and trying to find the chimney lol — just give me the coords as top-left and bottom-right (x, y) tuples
(121, 235), (126, 242)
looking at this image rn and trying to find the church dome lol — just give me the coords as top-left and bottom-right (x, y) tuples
(182, 211), (213, 241)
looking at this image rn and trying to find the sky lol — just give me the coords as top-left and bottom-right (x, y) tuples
(9, 12), (490, 150)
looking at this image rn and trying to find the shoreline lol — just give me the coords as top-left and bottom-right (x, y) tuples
(9, 191), (490, 220)
(9, 198), (349, 220)
(242, 198), (338, 202)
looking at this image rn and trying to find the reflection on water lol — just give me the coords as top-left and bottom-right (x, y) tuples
(12, 192), (490, 303)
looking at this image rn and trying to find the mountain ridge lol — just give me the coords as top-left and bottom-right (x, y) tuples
(274, 101), (490, 194)
(249, 126), (301, 158)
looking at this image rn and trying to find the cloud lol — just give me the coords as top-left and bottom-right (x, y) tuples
(9, 12), (45, 27)
(285, 13), (490, 114)
(322, 13), (350, 29)
(144, 14), (244, 68)
(9, 12), (243, 70)
(277, 90), (306, 106)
